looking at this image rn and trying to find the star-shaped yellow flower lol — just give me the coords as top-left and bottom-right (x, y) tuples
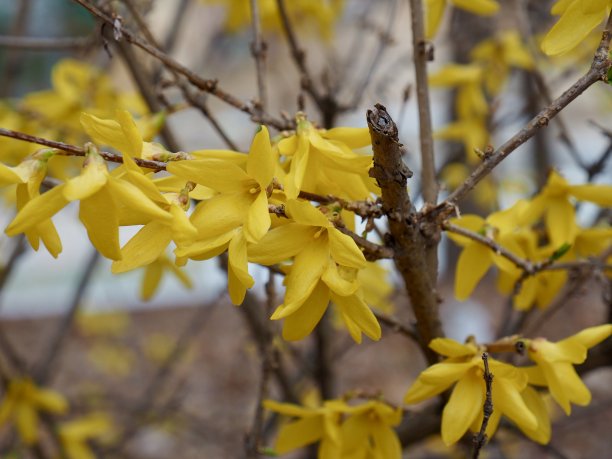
(522, 324), (612, 414)
(404, 338), (540, 445)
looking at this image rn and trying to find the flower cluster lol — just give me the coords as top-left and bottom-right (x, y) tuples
(448, 169), (612, 310)
(2, 110), (387, 343)
(404, 325), (612, 445)
(264, 397), (402, 458)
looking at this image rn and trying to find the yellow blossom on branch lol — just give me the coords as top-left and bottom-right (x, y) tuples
(522, 324), (612, 414)
(0, 379), (68, 444)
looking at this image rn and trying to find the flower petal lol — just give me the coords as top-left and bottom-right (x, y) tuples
(441, 368), (483, 445)
(112, 222), (172, 273)
(79, 189), (121, 260)
(328, 229), (366, 268)
(281, 281), (330, 341)
(246, 125), (274, 187)
(332, 293), (381, 342)
(455, 243), (492, 300)
(243, 190), (270, 243)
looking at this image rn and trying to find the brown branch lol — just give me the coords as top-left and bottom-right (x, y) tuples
(0, 35), (92, 50)
(367, 103), (443, 364)
(297, 190), (384, 219)
(72, 0), (290, 131)
(0, 127), (169, 171)
(249, 0), (268, 113)
(472, 352), (493, 459)
(432, 13), (612, 217)
(244, 272), (276, 458)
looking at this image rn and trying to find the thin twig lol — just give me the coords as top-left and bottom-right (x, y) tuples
(249, 0), (268, 113)
(408, 0), (437, 206)
(0, 127), (168, 171)
(472, 352), (493, 459)
(0, 35), (91, 50)
(373, 311), (418, 341)
(430, 13), (612, 217)
(244, 272), (276, 458)
(72, 0), (290, 130)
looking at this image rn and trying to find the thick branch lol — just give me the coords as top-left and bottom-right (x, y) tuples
(367, 104), (443, 364)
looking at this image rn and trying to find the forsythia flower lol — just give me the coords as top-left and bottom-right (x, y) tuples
(426, 0), (500, 38)
(5, 143), (171, 260)
(139, 253), (193, 301)
(522, 324), (612, 414)
(169, 126), (275, 304)
(263, 398), (402, 458)
(541, 0), (612, 56)
(278, 114), (375, 200)
(0, 149), (62, 257)
(249, 199), (380, 342)
(0, 379), (68, 444)
(404, 338), (541, 445)
(519, 170), (612, 247)
(59, 413), (114, 459)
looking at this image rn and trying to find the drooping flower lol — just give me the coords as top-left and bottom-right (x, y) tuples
(277, 114), (376, 200)
(249, 199), (380, 342)
(541, 0), (612, 56)
(59, 413), (114, 459)
(404, 338), (541, 445)
(522, 324), (612, 414)
(0, 379), (68, 444)
(169, 125), (276, 304)
(5, 143), (171, 260)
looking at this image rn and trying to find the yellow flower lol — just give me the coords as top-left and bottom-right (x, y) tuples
(541, 0), (612, 56)
(249, 199), (380, 342)
(0, 149), (62, 257)
(339, 400), (402, 459)
(170, 126), (276, 304)
(523, 324), (612, 414)
(59, 413), (114, 459)
(519, 170), (612, 248)
(278, 115), (375, 200)
(6, 143), (171, 260)
(139, 253), (193, 301)
(203, 0), (344, 39)
(263, 399), (346, 457)
(0, 379), (68, 444)
(404, 338), (540, 445)
(426, 0), (500, 38)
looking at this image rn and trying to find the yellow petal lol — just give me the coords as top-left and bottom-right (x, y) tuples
(570, 184), (612, 206)
(228, 230), (253, 305)
(190, 192), (250, 238)
(167, 159), (250, 192)
(106, 177), (172, 222)
(327, 228), (366, 269)
(80, 189), (122, 260)
(116, 109), (144, 158)
(517, 386), (551, 444)
(63, 162), (108, 201)
(5, 185), (68, 236)
(286, 199), (331, 228)
(370, 423), (402, 459)
(111, 222), (172, 273)
(248, 224), (316, 264)
(246, 125), (274, 187)
(142, 261), (163, 301)
(454, 243), (492, 300)
(493, 375), (538, 432)
(243, 191), (271, 243)
(31, 388), (69, 414)
(561, 324), (612, 350)
(174, 231), (233, 260)
(169, 204), (198, 244)
(441, 368), (483, 445)
(282, 281), (330, 341)
(541, 0), (609, 55)
(276, 417), (323, 454)
(429, 338), (477, 358)
(321, 262), (359, 296)
(332, 293), (381, 341)
(451, 0), (499, 15)
(404, 378), (454, 404)
(322, 127), (371, 149)
(15, 403), (39, 444)
(420, 361), (476, 385)
(545, 198), (576, 246)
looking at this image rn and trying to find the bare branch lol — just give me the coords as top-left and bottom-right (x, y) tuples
(472, 352), (493, 459)
(249, 0), (268, 113)
(0, 35), (91, 50)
